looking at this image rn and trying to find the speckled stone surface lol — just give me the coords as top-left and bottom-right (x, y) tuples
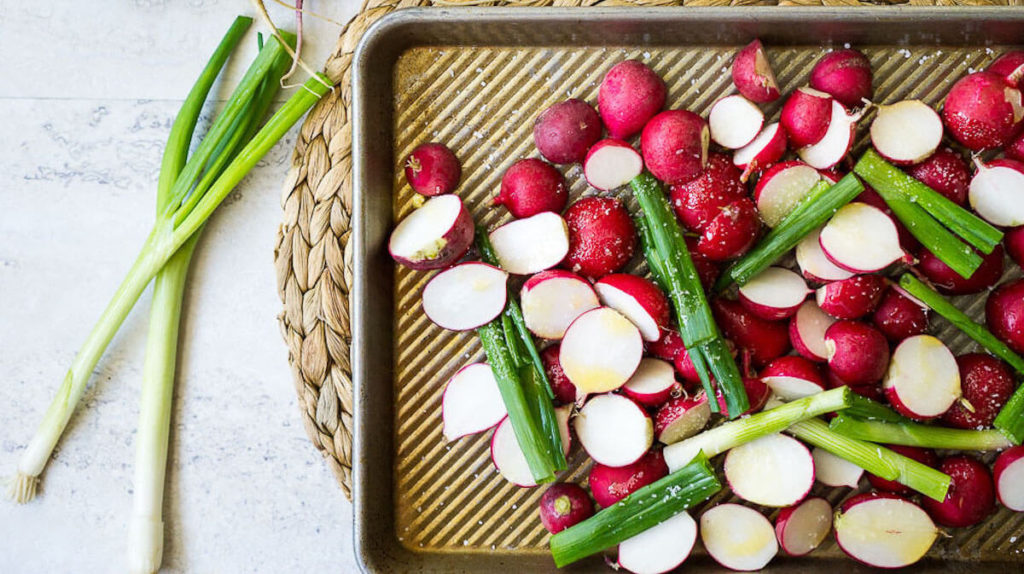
(0, 1), (360, 572)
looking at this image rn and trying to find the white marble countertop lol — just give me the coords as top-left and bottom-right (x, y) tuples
(0, 1), (361, 572)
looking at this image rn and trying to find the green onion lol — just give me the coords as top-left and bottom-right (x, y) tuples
(549, 452), (720, 568)
(829, 414), (1014, 451)
(846, 395), (912, 423)
(995, 389), (1024, 446)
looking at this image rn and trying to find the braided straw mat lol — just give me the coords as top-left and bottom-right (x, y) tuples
(273, 0), (1017, 500)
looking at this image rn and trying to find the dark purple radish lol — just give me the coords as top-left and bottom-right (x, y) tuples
(388, 195), (474, 270)
(488, 212), (569, 275)
(654, 394), (711, 445)
(812, 447), (863, 488)
(733, 122), (787, 177)
(583, 139), (643, 192)
(541, 344), (577, 405)
(922, 456), (996, 528)
(588, 450), (668, 507)
(762, 355), (826, 400)
(988, 50), (1024, 88)
(869, 100), (943, 165)
(724, 434), (815, 507)
(809, 48), (873, 108)
(797, 227), (855, 283)
(641, 110), (709, 185)
(819, 202), (906, 273)
(883, 335), (961, 420)
(422, 263), (508, 331)
(538, 483), (595, 534)
(560, 307), (644, 397)
(493, 158), (567, 218)
(834, 492), (937, 569)
(918, 244), (1005, 295)
(986, 278), (1024, 354)
(701, 504), (778, 571)
(872, 287), (929, 342)
(533, 98), (602, 164)
(622, 358), (679, 408)
(798, 101), (862, 170)
(753, 161), (823, 228)
(994, 446), (1024, 511)
(716, 377), (772, 417)
(709, 94), (764, 149)
(713, 298), (792, 368)
(781, 86), (834, 148)
(738, 267), (812, 321)
(732, 39), (781, 103)
(563, 196), (638, 279)
(696, 198), (762, 262)
(441, 363), (507, 441)
(775, 497), (832, 557)
(906, 147), (970, 206)
(669, 153), (746, 233)
(618, 511), (697, 574)
(646, 330), (685, 363)
(1006, 226), (1024, 267)
(594, 274), (671, 342)
(824, 320), (889, 385)
(969, 158), (1024, 227)
(867, 445), (938, 494)
(943, 71), (1024, 151)
(815, 274), (886, 320)
(574, 393), (653, 467)
(598, 60), (667, 140)
(521, 270), (599, 339)
(404, 142), (461, 196)
(790, 300), (838, 362)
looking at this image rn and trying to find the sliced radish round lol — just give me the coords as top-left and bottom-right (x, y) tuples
(573, 393), (653, 467)
(622, 358), (678, 407)
(488, 212), (569, 275)
(709, 95), (764, 149)
(870, 100), (943, 165)
(422, 263), (508, 331)
(738, 266), (811, 320)
(811, 447), (863, 488)
(775, 497), (832, 557)
(560, 307), (644, 396)
(733, 122), (786, 175)
(521, 270), (599, 339)
(618, 511), (697, 574)
(883, 335), (961, 419)
(820, 202), (905, 273)
(789, 300), (838, 362)
(754, 161), (823, 227)
(490, 417), (537, 487)
(584, 139), (644, 191)
(442, 363), (508, 441)
(798, 101), (860, 170)
(762, 355), (825, 400)
(654, 394), (711, 445)
(594, 274), (671, 342)
(834, 493), (937, 568)
(994, 446), (1024, 511)
(724, 434), (815, 507)
(969, 159), (1024, 227)
(797, 226), (855, 282)
(701, 504), (778, 571)
(388, 194), (474, 270)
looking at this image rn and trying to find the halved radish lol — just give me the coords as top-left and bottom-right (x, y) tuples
(753, 161), (823, 227)
(388, 194), (474, 270)
(738, 266), (811, 320)
(622, 358), (679, 407)
(422, 263), (508, 331)
(994, 446), (1024, 511)
(560, 307), (644, 396)
(815, 274), (886, 320)
(811, 447), (863, 488)
(969, 158), (1024, 227)
(654, 394), (711, 445)
(798, 101), (861, 170)
(789, 300), (838, 363)
(796, 226), (855, 282)
(820, 202), (906, 273)
(584, 139), (644, 191)
(712, 298), (791, 368)
(709, 95), (764, 149)
(781, 86), (834, 148)
(488, 212), (569, 275)
(733, 122), (786, 176)
(589, 450), (668, 508)
(732, 39), (781, 103)
(834, 492), (937, 568)
(442, 363), (508, 441)
(870, 100), (943, 165)
(555, 404), (573, 455)
(521, 270), (599, 339)
(701, 504), (778, 571)
(490, 417), (538, 487)
(724, 434), (815, 507)
(775, 497), (832, 557)
(618, 511), (697, 574)
(574, 393), (653, 467)
(594, 274), (671, 342)
(762, 355), (825, 400)
(883, 334), (961, 419)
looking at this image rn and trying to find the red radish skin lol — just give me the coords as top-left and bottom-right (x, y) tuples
(988, 51), (1024, 88)
(560, 307), (644, 396)
(621, 358), (679, 407)
(993, 446), (1024, 511)
(798, 101), (862, 170)
(574, 393), (653, 467)
(641, 110), (710, 185)
(809, 49), (873, 108)
(870, 100), (944, 165)
(733, 122), (787, 177)
(906, 148), (971, 206)
(942, 71), (1024, 151)
(538, 483), (595, 534)
(762, 355), (826, 400)
(922, 456), (996, 527)
(595, 274), (671, 342)
(647, 330), (685, 362)
(797, 227), (855, 283)
(790, 300), (838, 362)
(1006, 130), (1024, 162)
(673, 342), (737, 389)
(709, 94), (765, 149)
(716, 377), (772, 418)
(872, 287), (929, 342)
(985, 279), (1024, 354)
(488, 212), (570, 275)
(867, 445), (938, 494)
(781, 87), (834, 148)
(701, 504), (779, 571)
(541, 344), (578, 405)
(1006, 226), (1024, 267)
(655, 394), (711, 444)
(422, 263), (509, 331)
(969, 158), (1024, 227)
(598, 60), (667, 140)
(714, 298), (792, 368)
(533, 99), (602, 164)
(521, 269), (600, 339)
(687, 236), (723, 291)
(493, 158), (567, 218)
(388, 195), (474, 270)
(815, 275), (886, 320)
(669, 153), (746, 233)
(824, 321), (889, 385)
(562, 197), (638, 279)
(917, 244), (1004, 295)
(753, 161), (823, 228)
(884, 335), (961, 420)
(404, 142), (461, 196)
(588, 450), (668, 507)
(775, 497), (832, 557)
(731, 39), (781, 103)
(583, 139), (643, 191)
(738, 267), (812, 321)
(724, 434), (815, 507)
(825, 370), (884, 402)
(834, 492), (937, 569)
(441, 363), (508, 441)
(696, 198), (761, 262)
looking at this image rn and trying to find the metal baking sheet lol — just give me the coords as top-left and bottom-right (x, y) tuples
(351, 7), (1024, 572)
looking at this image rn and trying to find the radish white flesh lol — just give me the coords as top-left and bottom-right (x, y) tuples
(422, 263), (508, 331)
(584, 139), (644, 191)
(790, 300), (838, 362)
(622, 358), (677, 406)
(442, 363), (508, 441)
(618, 511), (697, 574)
(701, 504), (778, 571)
(764, 376), (824, 401)
(593, 279), (666, 342)
(834, 496), (937, 568)
(655, 395), (711, 445)
(724, 434), (815, 507)
(969, 162), (1024, 227)
(994, 447), (1024, 511)
(488, 212), (569, 274)
(775, 497), (832, 557)
(738, 267), (811, 320)
(883, 335), (961, 419)
(490, 417), (537, 487)
(388, 194), (473, 269)
(798, 101), (859, 169)
(796, 226), (855, 282)
(734, 122), (783, 169)
(870, 100), (943, 164)
(820, 203), (905, 273)
(521, 271), (599, 339)
(709, 95), (765, 149)
(812, 447), (863, 488)
(560, 307), (644, 396)
(574, 393), (653, 467)
(755, 163), (822, 227)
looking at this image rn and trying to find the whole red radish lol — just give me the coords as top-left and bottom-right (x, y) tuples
(987, 278), (1024, 353)
(1007, 226), (1024, 267)
(533, 99), (603, 164)
(493, 158), (567, 218)
(655, 394), (711, 444)
(388, 195), (474, 270)
(809, 49), (873, 108)
(906, 147), (970, 206)
(781, 87), (834, 148)
(594, 274), (671, 342)
(969, 158), (1024, 227)
(538, 483), (594, 534)
(669, 153), (746, 233)
(994, 446), (1024, 511)
(696, 198), (761, 261)
(942, 353), (1015, 429)
(588, 450), (668, 507)
(598, 60), (667, 140)
(917, 244), (1004, 295)
(562, 197), (637, 279)
(731, 39), (780, 103)
(867, 445), (938, 494)
(872, 287), (928, 342)
(641, 110), (709, 185)
(716, 377), (772, 417)
(987, 50), (1024, 89)
(404, 142), (461, 196)
(824, 321), (889, 385)
(943, 71), (1024, 150)
(647, 330), (685, 363)
(713, 298), (791, 368)
(922, 456), (996, 528)
(825, 369), (884, 401)
(673, 348), (703, 385)
(815, 275), (887, 320)
(541, 344), (579, 405)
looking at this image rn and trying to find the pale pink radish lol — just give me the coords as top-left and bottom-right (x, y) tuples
(790, 300), (838, 362)
(906, 147), (970, 206)
(598, 60), (667, 140)
(701, 504), (778, 571)
(917, 244), (1004, 295)
(493, 158), (567, 218)
(441, 363), (508, 441)
(520, 270), (599, 339)
(943, 71), (1024, 151)
(738, 267), (811, 320)
(388, 194), (474, 270)
(533, 98), (602, 164)
(541, 344), (577, 405)
(696, 198), (762, 262)
(753, 161), (823, 227)
(731, 39), (780, 103)
(594, 274), (671, 342)
(988, 51), (1024, 88)
(819, 202), (906, 273)
(641, 110), (709, 185)
(538, 483), (594, 534)
(1005, 226), (1024, 267)
(654, 394), (711, 445)
(993, 446), (1024, 511)
(622, 358), (678, 407)
(809, 49), (873, 108)
(762, 355), (826, 400)
(713, 298), (791, 367)
(870, 100), (943, 164)
(573, 393), (653, 467)
(986, 278), (1024, 354)
(796, 227), (855, 283)
(404, 142), (461, 196)
(589, 450), (668, 507)
(583, 139), (643, 191)
(867, 445), (937, 494)
(969, 158), (1024, 227)
(780, 87), (834, 148)
(834, 493), (937, 568)
(563, 196), (638, 279)
(709, 94), (764, 149)
(422, 263), (508, 331)
(775, 497), (832, 557)
(922, 456), (996, 528)
(883, 335), (961, 419)
(488, 212), (569, 275)
(560, 307), (644, 396)
(825, 320), (889, 385)
(733, 122), (786, 176)
(618, 511), (697, 574)
(815, 274), (886, 320)
(872, 287), (929, 342)
(798, 101), (862, 170)
(811, 447), (863, 488)
(724, 434), (815, 507)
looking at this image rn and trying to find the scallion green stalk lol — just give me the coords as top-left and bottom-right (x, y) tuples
(829, 414), (1014, 451)
(846, 394), (912, 423)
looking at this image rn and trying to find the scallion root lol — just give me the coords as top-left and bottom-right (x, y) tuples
(7, 473), (39, 504)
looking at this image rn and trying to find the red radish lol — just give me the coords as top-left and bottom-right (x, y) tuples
(488, 212), (569, 275)
(812, 447), (863, 488)
(780, 87), (834, 148)
(906, 147), (970, 206)
(1006, 226), (1024, 267)
(790, 300), (838, 362)
(834, 492), (937, 569)
(538, 483), (594, 534)
(563, 196), (638, 279)
(985, 278), (1024, 353)
(583, 139), (643, 191)
(493, 158), (567, 218)
(753, 161), (823, 228)
(441, 363), (507, 441)
(797, 226), (855, 283)
(809, 49), (873, 108)
(669, 153), (746, 233)
(560, 307), (644, 396)
(731, 39), (781, 104)
(819, 202), (906, 273)
(598, 60), (667, 140)
(672, 348), (703, 386)
(827, 374), (884, 402)
(852, 188), (921, 255)
(872, 287), (929, 342)
(646, 330), (685, 363)
(622, 358), (679, 407)
(815, 274), (886, 320)
(922, 456), (996, 527)
(988, 50), (1024, 87)
(943, 71), (1024, 151)
(654, 394), (711, 445)
(1007, 129), (1024, 163)
(867, 445), (938, 494)
(533, 98), (602, 164)
(917, 244), (1004, 295)
(641, 110), (709, 185)
(594, 274), (671, 342)
(696, 198), (761, 262)
(588, 450), (668, 508)
(709, 95), (764, 149)
(993, 446), (1024, 511)
(738, 267), (811, 320)
(404, 142), (461, 196)
(422, 263), (508, 331)
(388, 195), (474, 270)
(969, 158), (1024, 226)
(724, 434), (815, 507)
(713, 298), (791, 368)
(824, 320), (889, 385)
(490, 417), (540, 487)
(574, 393), (653, 467)
(733, 122), (787, 176)
(883, 335), (961, 419)
(701, 504), (778, 571)
(617, 510), (697, 574)
(716, 377), (772, 417)
(691, 248), (722, 292)
(775, 497), (832, 557)
(540, 344), (577, 405)
(869, 100), (943, 165)
(797, 101), (861, 170)
(520, 270), (599, 340)
(762, 355), (826, 400)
